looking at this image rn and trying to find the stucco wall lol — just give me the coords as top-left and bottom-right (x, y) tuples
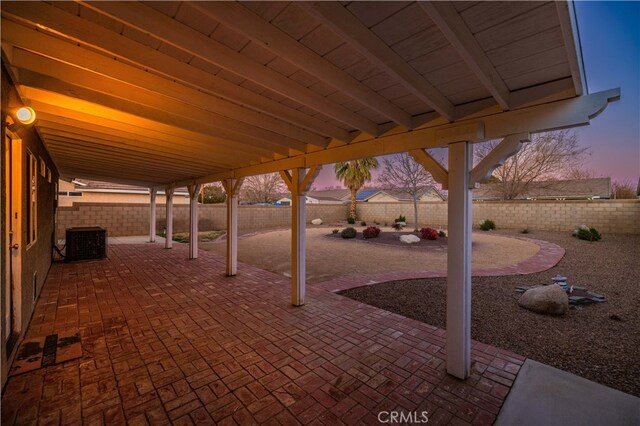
(57, 199), (640, 237)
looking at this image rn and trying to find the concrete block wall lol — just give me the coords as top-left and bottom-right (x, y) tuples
(57, 200), (639, 237)
(57, 203), (349, 238)
(356, 200), (640, 234)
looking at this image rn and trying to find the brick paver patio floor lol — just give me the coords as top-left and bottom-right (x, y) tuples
(1, 244), (525, 425)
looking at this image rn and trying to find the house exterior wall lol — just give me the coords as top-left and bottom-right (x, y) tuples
(2, 67), (59, 388)
(56, 199), (640, 236)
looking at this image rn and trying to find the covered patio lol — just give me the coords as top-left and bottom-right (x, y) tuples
(1, 243), (523, 425)
(1, 1), (620, 423)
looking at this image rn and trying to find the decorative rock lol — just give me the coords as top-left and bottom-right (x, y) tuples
(311, 218), (322, 225)
(518, 284), (569, 315)
(399, 234), (420, 244)
(396, 222), (407, 227)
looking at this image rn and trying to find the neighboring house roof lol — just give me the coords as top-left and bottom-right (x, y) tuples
(355, 188), (383, 201)
(71, 179), (189, 195)
(379, 187), (446, 201)
(473, 178), (611, 200)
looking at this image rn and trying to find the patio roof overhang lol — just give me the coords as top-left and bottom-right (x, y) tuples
(0, 1), (618, 188)
(1, 1), (620, 382)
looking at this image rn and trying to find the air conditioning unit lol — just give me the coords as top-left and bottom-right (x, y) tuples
(65, 227), (107, 261)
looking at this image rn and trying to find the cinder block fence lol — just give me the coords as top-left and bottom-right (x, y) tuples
(57, 200), (639, 238)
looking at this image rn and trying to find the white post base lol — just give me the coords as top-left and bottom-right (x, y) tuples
(188, 184), (201, 259)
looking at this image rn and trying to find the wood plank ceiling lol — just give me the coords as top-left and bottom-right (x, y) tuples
(0, 1), (583, 187)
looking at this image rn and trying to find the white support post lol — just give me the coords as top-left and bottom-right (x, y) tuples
(188, 184), (201, 259)
(280, 166), (320, 306)
(165, 187), (174, 249)
(223, 179), (244, 276)
(149, 188), (157, 243)
(446, 141), (473, 379)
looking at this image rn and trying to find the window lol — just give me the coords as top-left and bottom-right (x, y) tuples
(58, 191), (83, 197)
(26, 150), (37, 246)
(40, 158), (46, 177)
(47, 167), (51, 183)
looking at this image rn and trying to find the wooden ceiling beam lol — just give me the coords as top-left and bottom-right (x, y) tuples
(195, 2), (413, 129)
(38, 126), (233, 169)
(14, 68), (301, 156)
(1, 23), (329, 148)
(1, 2), (351, 142)
(22, 88), (280, 160)
(34, 112), (266, 162)
(79, 1), (380, 135)
(419, 1), (511, 110)
(41, 133), (224, 171)
(58, 169), (159, 187)
(301, 1), (456, 121)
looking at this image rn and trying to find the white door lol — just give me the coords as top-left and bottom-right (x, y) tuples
(4, 131), (22, 355)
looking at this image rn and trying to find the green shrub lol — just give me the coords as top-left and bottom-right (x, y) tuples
(479, 219), (496, 231)
(332, 229), (339, 234)
(576, 227), (601, 241)
(394, 215), (407, 223)
(341, 227), (357, 239)
(521, 228), (530, 234)
(360, 221), (367, 226)
(347, 216), (356, 224)
(438, 230), (447, 238)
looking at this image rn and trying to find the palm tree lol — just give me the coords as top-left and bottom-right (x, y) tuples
(335, 158), (379, 220)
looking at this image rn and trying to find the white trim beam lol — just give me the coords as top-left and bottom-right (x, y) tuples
(196, 2), (413, 129)
(446, 141), (473, 379)
(556, 1), (587, 96)
(188, 184), (202, 259)
(165, 187), (174, 249)
(149, 188), (157, 243)
(469, 133), (531, 189)
(301, 1), (455, 121)
(163, 89), (619, 189)
(79, 1), (380, 135)
(1, 2), (352, 142)
(419, 2), (511, 110)
(409, 149), (449, 190)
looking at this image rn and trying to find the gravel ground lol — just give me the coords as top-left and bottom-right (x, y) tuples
(340, 230), (640, 397)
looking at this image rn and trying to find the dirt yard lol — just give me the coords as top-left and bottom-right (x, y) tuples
(200, 226), (540, 283)
(340, 230), (640, 397)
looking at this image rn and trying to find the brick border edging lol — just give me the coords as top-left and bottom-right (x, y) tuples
(313, 236), (565, 293)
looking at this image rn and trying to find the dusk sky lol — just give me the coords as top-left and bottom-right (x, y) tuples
(314, 1), (640, 189)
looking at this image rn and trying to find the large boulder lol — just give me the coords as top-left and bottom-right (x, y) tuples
(311, 218), (322, 225)
(518, 284), (569, 315)
(400, 234), (421, 244)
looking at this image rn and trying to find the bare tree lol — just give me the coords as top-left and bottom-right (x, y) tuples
(474, 130), (589, 200)
(377, 153), (436, 231)
(611, 179), (636, 199)
(240, 173), (286, 204)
